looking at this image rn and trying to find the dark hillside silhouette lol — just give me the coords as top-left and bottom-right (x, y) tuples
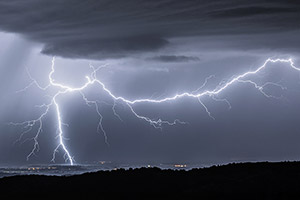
(1, 162), (300, 199)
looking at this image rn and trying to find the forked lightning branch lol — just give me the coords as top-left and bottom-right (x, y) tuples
(10, 58), (300, 165)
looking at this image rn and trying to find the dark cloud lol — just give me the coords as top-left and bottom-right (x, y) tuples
(41, 36), (169, 59)
(148, 55), (200, 63)
(209, 6), (299, 18)
(0, 0), (299, 59)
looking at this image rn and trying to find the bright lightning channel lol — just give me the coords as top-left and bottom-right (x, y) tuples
(11, 58), (300, 165)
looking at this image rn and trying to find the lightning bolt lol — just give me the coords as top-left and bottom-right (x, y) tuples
(10, 57), (300, 165)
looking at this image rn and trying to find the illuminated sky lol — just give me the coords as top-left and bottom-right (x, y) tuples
(0, 0), (300, 165)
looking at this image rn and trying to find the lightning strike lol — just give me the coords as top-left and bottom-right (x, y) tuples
(197, 98), (215, 120)
(11, 57), (300, 165)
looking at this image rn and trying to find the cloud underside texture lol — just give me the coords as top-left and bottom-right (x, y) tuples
(0, 0), (299, 59)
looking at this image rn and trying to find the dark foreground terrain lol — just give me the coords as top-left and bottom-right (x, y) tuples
(1, 162), (300, 199)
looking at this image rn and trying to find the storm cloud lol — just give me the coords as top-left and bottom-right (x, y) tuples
(0, 0), (299, 59)
(148, 55), (200, 63)
(1, 1), (300, 166)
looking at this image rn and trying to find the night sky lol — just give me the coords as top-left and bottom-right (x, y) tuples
(0, 0), (300, 166)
